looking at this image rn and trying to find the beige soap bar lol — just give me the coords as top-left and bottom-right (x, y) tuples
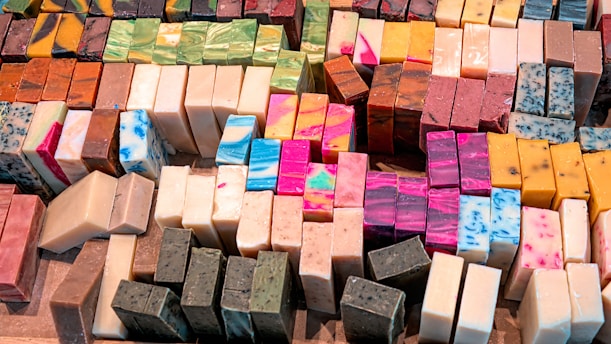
(38, 171), (118, 254)
(598, 282), (611, 343)
(271, 195), (304, 274)
(237, 66), (274, 133)
(432, 27), (463, 78)
(212, 65), (244, 131)
(566, 263), (604, 343)
(559, 199), (591, 265)
(108, 173), (155, 235)
(300, 222), (335, 314)
(154, 165), (191, 229)
(461, 23), (489, 80)
(435, 0), (466, 28)
(332, 207), (364, 291)
(182, 175), (225, 251)
(236, 190), (274, 258)
(212, 165), (248, 255)
(461, 0), (493, 27)
(126, 64), (162, 121)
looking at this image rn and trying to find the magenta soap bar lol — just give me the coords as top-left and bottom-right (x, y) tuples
(450, 78), (485, 133)
(479, 73), (517, 133)
(425, 187), (460, 256)
(457, 132), (491, 196)
(364, 171), (398, 250)
(334, 151), (368, 208)
(426, 130), (459, 188)
(395, 176), (428, 243)
(277, 139), (311, 196)
(303, 162), (337, 222)
(321, 103), (356, 164)
(419, 75), (458, 152)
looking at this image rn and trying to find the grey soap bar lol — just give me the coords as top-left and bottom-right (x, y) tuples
(181, 247), (226, 338)
(111, 279), (155, 338)
(250, 251), (295, 343)
(221, 256), (257, 343)
(367, 236), (431, 305)
(154, 227), (199, 294)
(340, 276), (406, 344)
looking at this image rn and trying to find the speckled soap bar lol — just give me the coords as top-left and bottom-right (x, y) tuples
(364, 171), (397, 250)
(507, 112), (576, 144)
(487, 187), (521, 284)
(547, 66), (575, 119)
(425, 187), (460, 255)
(457, 132), (491, 196)
(395, 176), (428, 242)
(154, 228), (199, 294)
(215, 114), (259, 166)
(457, 195), (491, 267)
(247, 138), (281, 192)
(426, 130), (459, 188)
(578, 127), (611, 152)
(303, 162), (337, 222)
(514, 62), (546, 116)
(220, 256), (257, 343)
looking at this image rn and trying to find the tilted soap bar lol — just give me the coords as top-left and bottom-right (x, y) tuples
(426, 130), (459, 188)
(54, 109), (92, 185)
(237, 66), (273, 133)
(252, 24), (289, 67)
(487, 187), (520, 283)
(321, 103), (355, 164)
(1, 19), (35, 63)
(247, 138), (281, 192)
(108, 172), (155, 235)
(133, 190), (163, 283)
(395, 176), (428, 242)
(334, 151), (367, 208)
(457, 132), (491, 196)
(363, 171), (397, 250)
(394, 61), (431, 150)
(154, 227), (200, 294)
(216, 114), (259, 166)
(265, 94), (299, 141)
(593, 210), (611, 288)
(277, 139), (311, 196)
(270, 49), (315, 95)
(457, 195), (491, 266)
(303, 162), (337, 222)
(292, 92), (328, 162)
(425, 187), (460, 255)
(220, 256), (257, 343)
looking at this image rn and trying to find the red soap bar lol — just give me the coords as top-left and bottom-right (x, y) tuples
(419, 75), (457, 152)
(394, 61), (431, 150)
(66, 62), (103, 109)
(0, 194), (46, 302)
(601, 15), (611, 63)
(42, 58), (77, 101)
(478, 73), (516, 133)
(15, 58), (52, 103)
(367, 63), (402, 154)
(95, 62), (135, 111)
(0, 184), (20, 242)
(0, 63), (26, 102)
(217, 0), (243, 21)
(450, 78), (485, 133)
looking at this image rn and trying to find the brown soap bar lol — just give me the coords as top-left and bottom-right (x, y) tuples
(270, 0), (303, 50)
(42, 58), (77, 101)
(50, 239), (109, 344)
(67, 62), (103, 109)
(77, 17), (111, 62)
(15, 58), (52, 103)
(367, 63), (401, 155)
(133, 190), (163, 283)
(217, 0), (243, 21)
(0, 184), (20, 240)
(394, 61), (431, 151)
(544, 19), (574, 68)
(419, 75), (457, 152)
(0, 14), (13, 63)
(449, 77), (485, 133)
(0, 63), (26, 102)
(478, 73), (516, 133)
(81, 108), (125, 177)
(1, 18), (35, 63)
(573, 30), (603, 127)
(95, 63), (134, 111)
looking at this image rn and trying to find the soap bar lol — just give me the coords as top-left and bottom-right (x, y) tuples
(547, 67), (575, 119)
(593, 209), (611, 287)
(89, 0), (114, 16)
(228, 19), (258, 67)
(212, 65), (244, 131)
(488, 188), (521, 283)
(0, 184), (19, 240)
(127, 18), (160, 64)
(544, 19), (575, 68)
(151, 23), (182, 65)
(478, 73), (516, 133)
(270, 0), (303, 50)
(432, 27), (463, 78)
(1, 18), (35, 62)
(460, 23), (488, 79)
(264, 94), (299, 141)
(300, 222), (335, 314)
(322, 103), (355, 163)
(277, 139), (310, 196)
(326, 10), (358, 60)
(457, 132), (492, 196)
(236, 190), (274, 258)
(425, 187), (460, 255)
(334, 152), (367, 208)
(251, 251), (295, 342)
(454, 264), (501, 344)
(42, 58), (76, 101)
(407, 21), (435, 64)
(550, 142), (590, 210)
(461, 0), (493, 26)
(419, 252), (464, 343)
(182, 175), (224, 251)
(395, 177), (428, 242)
(300, 0), (329, 93)
(578, 127), (611, 151)
(599, 280), (611, 342)
(177, 21), (208, 65)
(435, 0), (465, 27)
(113, 0), (139, 18)
(16, 58), (51, 103)
(517, 18), (544, 64)
(108, 173), (154, 235)
(332, 207), (364, 291)
(271, 195), (303, 277)
(514, 62), (546, 116)
(419, 75), (457, 151)
(522, 0), (553, 19)
(95, 63), (134, 112)
(558, 0), (587, 28)
(488, 27), (518, 75)
(244, 0), (273, 23)
(517, 138), (556, 208)
(221, 256), (257, 342)
(154, 165), (190, 229)
(64, 0), (90, 13)
(453, 69), (487, 134)
(303, 162), (337, 222)
(202, 22), (231, 65)
(518, 269), (571, 343)
(363, 171), (397, 249)
(0, 194), (45, 302)
(504, 206), (563, 301)
(212, 165), (248, 256)
(407, 0), (437, 20)
(181, 247), (225, 338)
(367, 63), (401, 155)
(2, 0), (41, 17)
(574, 30), (603, 127)
(490, 0), (520, 27)
(102, 19), (135, 63)
(77, 17), (111, 62)
(54, 110), (92, 185)
(558, 199), (590, 266)
(193, 0), (218, 20)
(367, 236), (431, 305)
(27, 13), (62, 58)
(380, 22), (410, 64)
(237, 66), (273, 133)
(394, 61), (431, 150)
(252, 24), (289, 67)
(0, 63), (26, 102)
(50, 240), (108, 344)
(340, 276), (405, 344)
(270, 49), (315, 95)
(247, 138), (281, 192)
(508, 112), (576, 144)
(216, 115), (259, 166)
(82, 109), (125, 177)
(66, 62), (103, 109)
(583, 151), (611, 225)
(154, 227), (199, 294)
(52, 13), (85, 58)
(426, 130), (459, 188)
(38, 171), (117, 253)
(133, 190), (162, 283)
(352, 18), (384, 82)
(566, 263), (605, 343)
(184, 65), (220, 158)
(457, 195), (491, 266)
(165, 0), (192, 22)
(292, 93), (328, 162)
(352, 0), (379, 17)
(486, 133), (521, 189)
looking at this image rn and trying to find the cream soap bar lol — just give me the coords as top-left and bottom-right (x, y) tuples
(488, 27), (518, 75)
(461, 23), (489, 80)
(435, 0), (465, 27)
(236, 190), (274, 258)
(237, 66), (274, 133)
(154, 165), (190, 229)
(108, 173), (155, 235)
(332, 207), (364, 291)
(597, 277), (611, 342)
(212, 165), (248, 256)
(300, 222), (335, 314)
(271, 195), (303, 276)
(212, 65), (244, 131)
(432, 27), (463, 78)
(566, 263), (604, 343)
(126, 64), (162, 118)
(182, 175), (225, 251)
(54, 109), (92, 185)
(326, 10), (358, 60)
(517, 19), (544, 64)
(559, 199), (590, 265)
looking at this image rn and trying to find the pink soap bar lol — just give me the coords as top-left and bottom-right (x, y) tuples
(425, 187), (459, 256)
(364, 171), (397, 250)
(303, 163), (337, 222)
(457, 132), (491, 196)
(334, 152), (368, 208)
(0, 184), (20, 241)
(264, 94), (299, 141)
(426, 130), (459, 188)
(277, 139), (311, 196)
(419, 75), (458, 152)
(449, 77), (485, 133)
(395, 176), (428, 243)
(478, 73), (517, 133)
(321, 103), (356, 164)
(0, 194), (46, 302)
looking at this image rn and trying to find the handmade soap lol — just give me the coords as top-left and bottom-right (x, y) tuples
(292, 93), (328, 162)
(212, 65), (244, 131)
(457, 195), (491, 266)
(103, 19), (135, 63)
(113, 0), (139, 18)
(0, 63), (25, 102)
(127, 18), (160, 64)
(228, 19), (258, 67)
(450, 78), (485, 133)
(154, 165), (190, 229)
(264, 94), (299, 141)
(64, 0), (90, 13)
(303, 162), (336, 222)
(488, 27), (518, 75)
(488, 187), (521, 283)
(547, 67), (575, 119)
(165, 0), (192, 22)
(77, 17), (111, 62)
(322, 103), (355, 163)
(517, 18), (544, 64)
(1, 18), (35, 62)
(108, 173), (154, 235)
(235, 191), (273, 258)
(352, 0), (379, 17)
(600, 276), (611, 342)
(407, 21), (435, 63)
(15, 58), (50, 103)
(133, 190), (162, 282)
(419, 75), (457, 151)
(425, 187), (460, 255)
(270, 0), (303, 50)
(300, 0), (329, 93)
(508, 112), (576, 144)
(461, 0), (493, 26)
(574, 31), (602, 127)
(151, 23), (182, 65)
(334, 152), (367, 208)
(407, 0), (437, 20)
(419, 252), (464, 343)
(379, 22), (410, 64)
(212, 165), (248, 255)
(367, 63), (400, 154)
(460, 23), (488, 79)
(66, 62), (103, 109)
(432, 27), (463, 78)
(271, 195), (303, 275)
(395, 177), (427, 242)
(550, 142), (590, 210)
(89, 0), (114, 16)
(326, 10), (358, 60)
(244, 0), (273, 23)
(522, 0), (553, 20)
(490, 0), (520, 27)
(363, 171), (397, 249)
(352, 18), (384, 82)
(565, 263), (605, 343)
(478, 73), (516, 133)
(434, 0), (464, 27)
(154, 227), (199, 293)
(544, 19), (574, 68)
(221, 256), (257, 342)
(184, 65), (219, 158)
(177, 21), (208, 65)
(394, 61), (431, 149)
(584, 151), (611, 225)
(457, 133), (491, 196)
(0, 184), (19, 239)
(277, 139), (310, 196)
(579, 127), (611, 151)
(182, 175), (224, 250)
(216, 115), (259, 166)
(237, 66), (273, 132)
(558, 199), (590, 267)
(487, 133), (521, 189)
(52, 13), (85, 58)
(202, 22), (231, 65)
(517, 139), (556, 208)
(300, 222), (335, 313)
(42, 58), (76, 101)
(252, 24), (289, 66)
(193, 0), (218, 20)
(82, 109), (124, 177)
(27, 13), (61, 58)
(95, 63), (134, 112)
(270, 49), (315, 95)
(426, 130), (459, 188)
(247, 139), (281, 192)
(55, 110), (92, 184)
(514, 63), (546, 116)
(593, 209), (611, 287)
(41, 0), (66, 12)
(332, 207), (364, 291)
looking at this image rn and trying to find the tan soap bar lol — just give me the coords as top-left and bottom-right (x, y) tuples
(566, 263), (604, 343)
(236, 190), (274, 258)
(271, 195), (304, 274)
(599, 281), (611, 343)
(108, 173), (155, 234)
(154, 165), (191, 229)
(182, 174), (225, 251)
(132, 190), (163, 283)
(300, 222), (335, 314)
(212, 65), (244, 131)
(212, 165), (248, 255)
(332, 207), (364, 292)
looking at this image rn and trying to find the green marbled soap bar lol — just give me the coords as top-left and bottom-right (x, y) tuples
(270, 49), (314, 95)
(177, 21), (208, 65)
(202, 21), (232, 66)
(128, 18), (161, 64)
(2, 0), (42, 18)
(103, 19), (136, 63)
(300, 0), (329, 93)
(252, 24), (290, 67)
(227, 18), (258, 67)
(152, 22), (183, 65)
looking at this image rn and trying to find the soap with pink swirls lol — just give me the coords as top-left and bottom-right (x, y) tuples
(303, 162), (337, 222)
(457, 132), (491, 196)
(277, 139), (311, 196)
(425, 187), (460, 256)
(395, 176), (428, 243)
(364, 171), (397, 250)
(426, 130), (459, 188)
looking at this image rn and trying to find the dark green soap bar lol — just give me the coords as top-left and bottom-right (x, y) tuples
(250, 251), (295, 344)
(111, 279), (153, 338)
(366, 236), (431, 305)
(154, 227), (200, 294)
(181, 247), (226, 338)
(221, 256), (257, 343)
(340, 276), (406, 344)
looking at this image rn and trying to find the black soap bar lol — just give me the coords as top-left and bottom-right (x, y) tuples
(191, 0), (217, 21)
(340, 276), (406, 344)
(250, 251), (295, 343)
(114, 0), (139, 18)
(111, 279), (150, 337)
(181, 247), (226, 338)
(154, 227), (199, 294)
(221, 256), (257, 343)
(367, 236), (432, 306)
(138, 0), (166, 18)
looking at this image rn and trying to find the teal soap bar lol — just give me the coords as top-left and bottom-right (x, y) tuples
(221, 256), (257, 343)
(154, 227), (199, 294)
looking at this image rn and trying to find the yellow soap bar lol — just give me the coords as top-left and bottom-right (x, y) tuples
(461, 0), (494, 27)
(380, 22), (410, 64)
(517, 139), (556, 209)
(407, 21), (435, 65)
(435, 0), (466, 28)
(583, 151), (611, 224)
(27, 13), (62, 58)
(550, 142), (590, 210)
(487, 132), (521, 189)
(264, 94), (299, 141)
(490, 0), (521, 28)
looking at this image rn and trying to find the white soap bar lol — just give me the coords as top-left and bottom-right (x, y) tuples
(488, 27), (518, 75)
(598, 281), (611, 343)
(212, 165), (248, 255)
(518, 269), (571, 344)
(126, 64), (162, 119)
(184, 65), (221, 158)
(457, 195), (491, 267)
(455, 264), (501, 344)
(432, 27), (463, 78)
(592, 209), (611, 288)
(237, 66), (274, 133)
(108, 173), (155, 235)
(54, 110), (92, 185)
(300, 222), (335, 314)
(332, 207), (364, 291)
(419, 252), (464, 343)
(488, 187), (521, 284)
(212, 65), (244, 131)
(236, 190), (274, 258)
(559, 198), (590, 265)
(326, 10), (359, 60)
(566, 263), (604, 343)
(271, 195), (304, 274)
(154, 165), (191, 229)
(517, 19), (543, 64)
(182, 175), (225, 251)
(92, 234), (137, 339)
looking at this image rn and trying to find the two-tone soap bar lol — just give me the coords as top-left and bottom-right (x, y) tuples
(395, 176), (428, 242)
(364, 171), (397, 250)
(303, 162), (337, 222)
(487, 187), (521, 283)
(321, 103), (355, 164)
(264, 94), (299, 141)
(426, 130), (459, 188)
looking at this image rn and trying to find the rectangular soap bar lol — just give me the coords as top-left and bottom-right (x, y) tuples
(270, 0), (303, 50)
(64, 0), (90, 13)
(127, 18), (160, 64)
(461, 0), (493, 26)
(334, 152), (367, 208)
(457, 132), (491, 196)
(425, 187), (460, 255)
(432, 27), (463, 78)
(490, 0), (520, 27)
(216, 115), (259, 166)
(228, 18), (258, 67)
(95, 63), (134, 112)
(457, 195), (491, 266)
(450, 78), (486, 133)
(394, 61), (431, 150)
(42, 58), (76, 101)
(380, 22), (410, 64)
(82, 109), (125, 177)
(0, 63), (26, 102)
(326, 10), (358, 60)
(247, 138), (281, 192)
(102, 19), (135, 63)
(594, 209), (611, 287)
(1, 18), (35, 63)
(237, 66), (273, 133)
(292, 93), (328, 162)
(332, 207), (364, 291)
(220, 256), (257, 343)
(300, 222), (335, 314)
(108, 173), (154, 235)
(300, 0), (329, 93)
(507, 112), (576, 144)
(487, 133), (521, 189)
(154, 227), (199, 294)
(271, 195), (304, 277)
(522, 0), (553, 20)
(252, 24), (289, 67)
(212, 65), (244, 131)
(435, 0), (465, 27)
(52, 13), (85, 58)
(558, 0), (588, 28)
(352, 0), (379, 17)
(395, 177), (427, 242)
(352, 18), (384, 82)
(488, 27), (518, 75)
(322, 103), (355, 163)
(518, 18), (544, 64)
(547, 67), (575, 119)
(566, 263), (605, 343)
(578, 126), (611, 151)
(55, 109), (92, 185)
(364, 171), (397, 250)
(303, 162), (337, 222)
(192, 0), (216, 20)
(236, 190), (274, 258)
(212, 165), (248, 256)
(165, 0), (192, 22)
(184, 65), (219, 158)
(559, 199), (590, 265)
(154, 165), (190, 229)
(244, 0), (273, 23)
(78, 17), (111, 62)
(544, 19), (574, 68)
(270, 49), (315, 95)
(574, 30), (603, 127)
(426, 130), (460, 188)
(66, 62), (103, 110)
(478, 73), (516, 133)
(599, 278), (611, 342)
(16, 58), (51, 103)
(277, 139), (310, 196)
(461, 23), (488, 79)
(488, 187), (521, 284)
(550, 142), (590, 210)
(177, 21), (208, 65)
(182, 175), (224, 251)
(113, 0), (139, 19)
(0, 184), (19, 240)
(27, 13), (62, 58)
(407, 0), (437, 20)
(584, 151), (611, 224)
(419, 75), (457, 151)
(265, 94), (299, 141)
(407, 21), (435, 64)
(151, 23), (182, 65)
(89, 0), (114, 16)
(514, 62), (547, 116)
(202, 22), (231, 65)
(133, 190), (162, 283)
(367, 63), (401, 155)
(517, 138), (556, 208)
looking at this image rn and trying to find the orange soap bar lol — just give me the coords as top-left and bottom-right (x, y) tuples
(0, 63), (26, 102)
(51, 13), (86, 58)
(66, 62), (103, 109)
(407, 21), (435, 64)
(15, 58), (52, 103)
(42, 58), (76, 101)
(27, 13), (62, 58)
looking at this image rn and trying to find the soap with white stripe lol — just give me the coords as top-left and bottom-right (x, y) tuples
(215, 115), (259, 166)
(246, 138), (281, 192)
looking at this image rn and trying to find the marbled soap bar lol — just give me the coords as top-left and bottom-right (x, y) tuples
(78, 17), (111, 62)
(128, 18), (160, 64)
(461, 23), (489, 79)
(578, 126), (611, 151)
(303, 162), (337, 222)
(271, 195), (304, 283)
(547, 66), (575, 119)
(236, 191), (274, 258)
(425, 187), (460, 255)
(407, 0), (437, 20)
(154, 227), (199, 293)
(426, 130), (459, 188)
(108, 173), (154, 234)
(1, 18), (35, 62)
(487, 187), (521, 283)
(277, 139), (310, 196)
(457, 132), (491, 196)
(490, 0), (520, 27)
(461, 0), (493, 26)
(517, 18), (543, 64)
(394, 61), (431, 150)
(113, 0), (139, 18)
(559, 199), (590, 266)
(133, 190), (162, 282)
(177, 21), (207, 65)
(193, 0), (218, 21)
(352, 0), (379, 17)
(247, 138), (281, 192)
(574, 30), (602, 127)
(300, 222), (335, 313)
(211, 65), (243, 131)
(252, 24), (289, 67)
(16, 58), (51, 103)
(152, 23), (182, 65)
(244, 0), (273, 23)
(367, 63), (401, 155)
(64, 0), (90, 13)
(507, 112), (576, 144)
(237, 66), (273, 133)
(514, 62), (547, 116)
(27, 13), (61, 58)
(432, 27), (463, 78)
(517, 138), (556, 208)
(300, 0), (329, 93)
(364, 171), (397, 249)
(89, 0), (114, 16)
(457, 195), (491, 266)
(265, 94), (299, 141)
(419, 76), (457, 151)
(220, 256), (257, 343)
(352, 18), (384, 82)
(478, 73), (517, 133)
(544, 19), (575, 68)
(82, 109), (124, 177)
(407, 22), (435, 64)
(182, 175), (224, 251)
(550, 142), (590, 210)
(322, 103), (355, 164)
(42, 58), (76, 101)
(380, 22), (410, 64)
(333, 207), (364, 291)
(52, 13), (85, 58)
(202, 21), (231, 65)
(103, 19), (135, 63)
(228, 18), (258, 67)
(334, 152), (367, 208)
(341, 276), (405, 344)
(165, 0), (192, 22)
(212, 165), (248, 255)
(292, 93), (328, 162)
(566, 263), (605, 343)
(155, 165), (190, 229)
(584, 151), (611, 224)
(326, 10), (358, 60)
(66, 62), (102, 110)
(95, 63), (134, 112)
(395, 177), (427, 242)
(216, 115), (259, 166)
(2, 0), (42, 17)
(270, 49), (315, 95)
(0, 63), (25, 102)
(522, 0), (553, 20)
(450, 78), (485, 133)
(55, 110), (92, 185)
(184, 65), (219, 158)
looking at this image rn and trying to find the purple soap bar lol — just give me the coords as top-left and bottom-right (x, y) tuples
(352, 0), (380, 18)
(450, 78), (485, 133)
(380, 0), (409, 21)
(426, 130), (459, 189)
(479, 73), (516, 133)
(364, 171), (397, 250)
(395, 177), (428, 243)
(457, 132), (491, 196)
(407, 0), (437, 21)
(419, 75), (457, 152)
(1, 18), (35, 63)
(425, 187), (460, 256)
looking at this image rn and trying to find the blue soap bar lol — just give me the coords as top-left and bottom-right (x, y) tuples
(457, 195), (491, 266)
(514, 62), (546, 116)
(558, 0), (587, 29)
(522, 0), (553, 20)
(578, 127), (611, 152)
(246, 138), (281, 192)
(507, 112), (575, 144)
(487, 188), (520, 282)
(215, 115), (259, 166)
(547, 67), (574, 120)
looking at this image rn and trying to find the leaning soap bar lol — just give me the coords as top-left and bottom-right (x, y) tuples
(363, 171), (397, 250)
(395, 177), (428, 242)
(246, 138), (281, 192)
(322, 103), (355, 163)
(0, 184), (19, 240)
(487, 132), (521, 189)
(182, 175), (224, 251)
(593, 210), (611, 287)
(154, 227), (199, 294)
(508, 112), (576, 144)
(425, 187), (460, 255)
(303, 162), (337, 222)
(300, 222), (335, 314)
(103, 19), (135, 63)
(332, 207), (364, 291)
(264, 94), (299, 141)
(323, 57), (369, 123)
(108, 173), (155, 235)
(277, 139), (310, 196)
(550, 142), (590, 210)
(269, 49), (315, 95)
(154, 165), (190, 229)
(457, 195), (491, 266)
(547, 67), (575, 119)
(133, 190), (162, 283)
(152, 23), (183, 65)
(82, 109), (125, 177)
(220, 256), (257, 343)
(211, 65), (244, 131)
(517, 138), (556, 208)
(457, 133), (491, 196)
(584, 151), (611, 225)
(566, 263), (605, 343)
(514, 62), (546, 116)
(212, 165), (248, 256)
(236, 190), (274, 258)
(54, 109), (91, 186)
(78, 17), (111, 62)
(426, 130), (459, 188)
(215, 115), (259, 166)
(488, 187), (521, 283)
(334, 152), (367, 208)
(184, 65), (220, 158)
